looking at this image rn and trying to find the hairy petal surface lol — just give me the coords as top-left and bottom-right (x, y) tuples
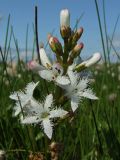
(44, 94), (53, 110)
(21, 116), (40, 124)
(56, 76), (70, 85)
(50, 108), (68, 118)
(42, 118), (53, 139)
(39, 70), (55, 81)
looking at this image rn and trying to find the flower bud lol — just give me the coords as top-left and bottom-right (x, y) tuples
(60, 26), (71, 39)
(75, 52), (101, 72)
(72, 27), (83, 44)
(39, 45), (52, 68)
(68, 43), (84, 64)
(60, 9), (70, 27)
(84, 52), (101, 67)
(48, 35), (63, 56)
(27, 60), (44, 72)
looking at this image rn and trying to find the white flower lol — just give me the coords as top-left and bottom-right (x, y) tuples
(21, 94), (68, 139)
(9, 82), (39, 116)
(28, 48), (70, 86)
(60, 65), (98, 112)
(39, 62), (70, 85)
(60, 9), (70, 27)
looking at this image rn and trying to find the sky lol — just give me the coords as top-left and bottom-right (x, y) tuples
(0, 0), (120, 60)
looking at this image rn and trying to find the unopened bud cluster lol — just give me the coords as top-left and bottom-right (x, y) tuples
(45, 9), (101, 72)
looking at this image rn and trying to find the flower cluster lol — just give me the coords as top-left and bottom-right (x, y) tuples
(10, 9), (101, 139)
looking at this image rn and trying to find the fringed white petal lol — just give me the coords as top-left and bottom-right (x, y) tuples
(25, 81), (39, 96)
(39, 70), (55, 81)
(82, 89), (98, 100)
(44, 94), (53, 110)
(25, 99), (44, 115)
(9, 91), (25, 101)
(71, 96), (79, 112)
(67, 65), (77, 85)
(42, 118), (53, 139)
(21, 116), (40, 124)
(10, 82), (39, 102)
(56, 76), (70, 85)
(50, 108), (68, 118)
(77, 78), (89, 91)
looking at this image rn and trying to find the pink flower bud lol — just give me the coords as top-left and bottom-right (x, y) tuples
(27, 60), (39, 71)
(27, 60), (45, 72)
(72, 27), (83, 43)
(48, 36), (63, 55)
(68, 43), (84, 64)
(73, 43), (84, 54)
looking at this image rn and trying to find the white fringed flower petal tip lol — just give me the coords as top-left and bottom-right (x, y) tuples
(60, 9), (70, 27)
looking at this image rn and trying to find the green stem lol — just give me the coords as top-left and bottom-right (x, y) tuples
(89, 100), (103, 155)
(94, 0), (107, 63)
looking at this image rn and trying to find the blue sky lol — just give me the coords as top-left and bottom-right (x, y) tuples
(0, 0), (120, 59)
